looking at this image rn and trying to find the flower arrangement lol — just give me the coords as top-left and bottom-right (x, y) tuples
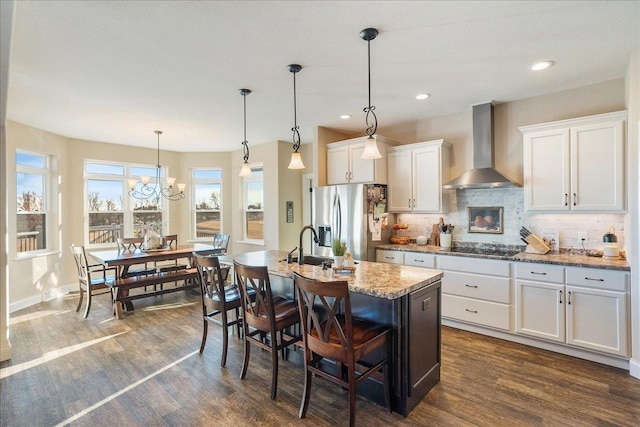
(332, 239), (347, 256)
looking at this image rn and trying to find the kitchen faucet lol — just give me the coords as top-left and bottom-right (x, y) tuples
(298, 225), (319, 265)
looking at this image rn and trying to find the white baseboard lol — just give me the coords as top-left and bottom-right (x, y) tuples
(9, 284), (76, 313)
(630, 359), (640, 379)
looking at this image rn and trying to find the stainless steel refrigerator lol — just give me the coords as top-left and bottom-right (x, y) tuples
(312, 184), (390, 261)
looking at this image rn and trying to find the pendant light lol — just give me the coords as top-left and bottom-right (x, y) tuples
(128, 130), (186, 202)
(238, 88), (253, 177)
(287, 64), (305, 170)
(360, 27), (382, 160)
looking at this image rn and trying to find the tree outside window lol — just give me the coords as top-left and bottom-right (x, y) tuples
(16, 152), (49, 253)
(193, 169), (223, 240)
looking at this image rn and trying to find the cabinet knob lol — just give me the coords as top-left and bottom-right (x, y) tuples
(573, 193), (577, 206)
(559, 290), (563, 304)
(465, 284), (478, 288)
(408, 198), (411, 208)
(564, 193), (568, 206)
(567, 291), (572, 305)
(465, 308), (478, 314)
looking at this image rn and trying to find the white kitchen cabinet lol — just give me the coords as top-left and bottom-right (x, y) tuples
(437, 255), (513, 331)
(515, 263), (629, 357)
(387, 140), (450, 213)
(403, 252), (436, 268)
(327, 135), (396, 185)
(376, 249), (404, 264)
(520, 111), (626, 212)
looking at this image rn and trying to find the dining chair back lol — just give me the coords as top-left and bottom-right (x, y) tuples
(212, 233), (230, 254)
(234, 261), (301, 399)
(293, 272), (391, 426)
(157, 234), (188, 276)
(194, 253), (249, 367)
(70, 244), (117, 318)
(116, 237), (156, 278)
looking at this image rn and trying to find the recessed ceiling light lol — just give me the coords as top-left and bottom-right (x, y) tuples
(340, 114), (351, 119)
(530, 61), (554, 71)
(416, 93), (431, 100)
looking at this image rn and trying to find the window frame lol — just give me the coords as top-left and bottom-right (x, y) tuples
(84, 160), (170, 248)
(15, 150), (53, 256)
(191, 168), (223, 241)
(242, 164), (264, 244)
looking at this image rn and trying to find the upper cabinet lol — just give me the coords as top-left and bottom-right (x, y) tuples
(387, 140), (451, 213)
(326, 135), (396, 185)
(520, 111), (626, 212)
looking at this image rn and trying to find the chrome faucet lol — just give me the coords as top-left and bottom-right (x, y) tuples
(298, 225), (319, 265)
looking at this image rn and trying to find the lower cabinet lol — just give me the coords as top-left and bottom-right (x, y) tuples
(515, 263), (629, 357)
(437, 256), (512, 331)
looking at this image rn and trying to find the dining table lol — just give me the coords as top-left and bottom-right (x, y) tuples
(89, 243), (219, 316)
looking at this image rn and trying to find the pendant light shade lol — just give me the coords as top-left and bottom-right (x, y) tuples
(238, 89), (253, 177)
(287, 64), (305, 170)
(360, 27), (382, 160)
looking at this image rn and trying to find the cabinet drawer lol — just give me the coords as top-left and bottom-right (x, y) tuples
(376, 250), (404, 264)
(442, 271), (511, 303)
(443, 294), (511, 331)
(566, 267), (628, 292)
(515, 263), (565, 283)
(404, 252), (436, 268)
(437, 256), (510, 276)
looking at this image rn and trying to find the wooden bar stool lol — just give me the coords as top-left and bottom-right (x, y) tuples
(293, 272), (391, 426)
(194, 253), (253, 367)
(234, 261), (301, 400)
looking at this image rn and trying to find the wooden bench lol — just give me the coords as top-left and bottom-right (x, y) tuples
(109, 267), (200, 319)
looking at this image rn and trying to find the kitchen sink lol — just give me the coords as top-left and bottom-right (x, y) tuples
(280, 254), (333, 265)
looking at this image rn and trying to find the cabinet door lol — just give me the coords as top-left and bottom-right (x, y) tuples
(523, 129), (571, 211)
(570, 120), (624, 211)
(516, 280), (565, 342)
(565, 286), (628, 356)
(349, 143), (376, 183)
(413, 145), (442, 212)
(327, 146), (349, 185)
(387, 150), (412, 212)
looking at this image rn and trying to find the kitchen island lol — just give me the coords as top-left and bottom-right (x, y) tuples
(220, 250), (443, 417)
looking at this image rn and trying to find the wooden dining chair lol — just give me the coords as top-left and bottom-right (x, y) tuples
(116, 237), (156, 278)
(234, 261), (301, 400)
(157, 234), (188, 287)
(293, 272), (391, 426)
(194, 253), (254, 367)
(70, 244), (117, 318)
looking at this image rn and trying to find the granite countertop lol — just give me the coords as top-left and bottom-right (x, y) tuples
(377, 243), (630, 271)
(221, 250), (443, 300)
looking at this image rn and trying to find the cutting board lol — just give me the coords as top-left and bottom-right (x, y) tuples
(432, 224), (440, 246)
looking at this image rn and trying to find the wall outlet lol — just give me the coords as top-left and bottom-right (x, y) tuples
(577, 231), (588, 242)
(541, 230), (559, 252)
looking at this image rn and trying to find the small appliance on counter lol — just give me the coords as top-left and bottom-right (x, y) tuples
(520, 227), (551, 254)
(603, 226), (620, 258)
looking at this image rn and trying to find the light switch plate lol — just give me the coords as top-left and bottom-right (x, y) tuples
(541, 230), (560, 252)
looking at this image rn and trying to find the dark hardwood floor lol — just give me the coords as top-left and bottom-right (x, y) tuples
(1, 289), (639, 426)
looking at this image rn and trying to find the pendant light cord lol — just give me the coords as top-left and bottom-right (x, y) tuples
(241, 89), (250, 162)
(363, 32), (378, 138)
(289, 64), (302, 152)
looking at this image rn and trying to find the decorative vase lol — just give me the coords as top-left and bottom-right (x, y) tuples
(333, 255), (344, 268)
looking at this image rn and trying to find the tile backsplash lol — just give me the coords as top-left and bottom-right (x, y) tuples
(391, 188), (626, 251)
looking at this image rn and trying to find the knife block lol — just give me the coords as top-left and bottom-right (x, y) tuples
(524, 233), (551, 254)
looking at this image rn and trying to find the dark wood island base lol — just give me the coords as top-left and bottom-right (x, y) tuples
(222, 250), (443, 417)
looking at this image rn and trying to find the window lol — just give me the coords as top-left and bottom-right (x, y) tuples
(243, 165), (264, 242)
(192, 168), (222, 240)
(85, 161), (168, 245)
(16, 151), (50, 254)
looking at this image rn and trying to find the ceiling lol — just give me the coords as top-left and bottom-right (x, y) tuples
(7, 1), (639, 152)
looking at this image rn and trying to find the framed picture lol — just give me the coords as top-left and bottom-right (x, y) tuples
(468, 206), (503, 234)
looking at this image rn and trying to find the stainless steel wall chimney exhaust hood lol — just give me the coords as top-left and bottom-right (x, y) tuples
(443, 102), (520, 189)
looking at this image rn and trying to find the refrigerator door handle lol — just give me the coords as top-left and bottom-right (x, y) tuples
(333, 191), (342, 242)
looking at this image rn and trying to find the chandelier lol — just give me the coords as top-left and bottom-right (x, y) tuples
(360, 27), (382, 160)
(287, 64), (305, 169)
(239, 89), (253, 177)
(127, 130), (186, 202)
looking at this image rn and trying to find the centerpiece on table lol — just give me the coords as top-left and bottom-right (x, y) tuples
(332, 239), (347, 268)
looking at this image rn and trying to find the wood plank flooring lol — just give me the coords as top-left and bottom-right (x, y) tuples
(1, 289), (639, 426)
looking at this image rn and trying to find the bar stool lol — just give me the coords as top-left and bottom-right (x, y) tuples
(234, 261), (301, 400)
(293, 272), (391, 426)
(194, 253), (253, 367)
